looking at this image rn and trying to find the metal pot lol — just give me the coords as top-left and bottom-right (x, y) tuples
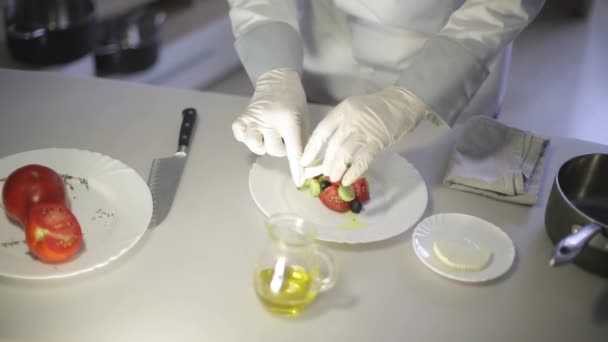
(545, 153), (608, 277)
(3, 0), (97, 66)
(94, 4), (166, 75)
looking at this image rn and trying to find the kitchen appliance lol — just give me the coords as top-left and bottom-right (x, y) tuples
(147, 107), (197, 228)
(3, 0), (97, 66)
(545, 153), (608, 277)
(1, 0), (241, 90)
(94, 3), (166, 75)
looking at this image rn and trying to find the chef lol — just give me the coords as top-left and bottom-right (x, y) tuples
(227, 0), (546, 187)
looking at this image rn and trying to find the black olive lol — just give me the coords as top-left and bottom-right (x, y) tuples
(350, 200), (362, 213)
(320, 180), (331, 191)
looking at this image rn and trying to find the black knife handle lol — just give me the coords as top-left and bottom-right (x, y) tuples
(179, 107), (197, 149)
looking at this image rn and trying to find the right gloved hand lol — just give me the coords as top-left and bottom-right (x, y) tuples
(231, 68), (309, 187)
(300, 85), (429, 186)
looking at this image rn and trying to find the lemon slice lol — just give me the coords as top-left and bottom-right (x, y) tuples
(432, 239), (493, 272)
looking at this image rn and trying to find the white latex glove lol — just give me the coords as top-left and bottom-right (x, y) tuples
(232, 68), (309, 187)
(301, 85), (430, 186)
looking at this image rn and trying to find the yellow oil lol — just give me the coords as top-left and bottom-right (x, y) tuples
(254, 265), (319, 316)
(337, 211), (368, 230)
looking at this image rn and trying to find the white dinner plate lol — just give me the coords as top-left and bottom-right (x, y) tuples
(412, 213), (516, 283)
(249, 151), (428, 244)
(0, 148), (153, 279)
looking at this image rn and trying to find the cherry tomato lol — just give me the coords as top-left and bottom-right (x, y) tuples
(25, 203), (83, 263)
(2, 164), (68, 226)
(319, 184), (350, 213)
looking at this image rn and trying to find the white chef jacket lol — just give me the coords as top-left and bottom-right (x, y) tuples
(227, 0), (545, 126)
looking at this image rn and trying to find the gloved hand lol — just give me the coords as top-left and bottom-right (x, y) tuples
(300, 85), (430, 186)
(232, 68), (309, 187)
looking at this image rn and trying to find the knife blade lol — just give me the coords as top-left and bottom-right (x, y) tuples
(147, 107), (197, 227)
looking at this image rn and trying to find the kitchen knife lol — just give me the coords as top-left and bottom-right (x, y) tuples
(147, 107), (197, 228)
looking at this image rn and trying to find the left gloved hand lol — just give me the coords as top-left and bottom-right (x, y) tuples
(231, 69), (309, 187)
(300, 85), (430, 186)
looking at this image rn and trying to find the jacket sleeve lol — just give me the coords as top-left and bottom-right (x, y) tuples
(227, 0), (304, 84)
(395, 0), (546, 127)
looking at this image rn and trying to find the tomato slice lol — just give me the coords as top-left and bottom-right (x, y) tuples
(319, 184), (350, 213)
(352, 177), (370, 203)
(25, 203), (83, 263)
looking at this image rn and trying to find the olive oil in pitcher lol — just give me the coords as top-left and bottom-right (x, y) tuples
(253, 213), (337, 317)
(254, 264), (320, 316)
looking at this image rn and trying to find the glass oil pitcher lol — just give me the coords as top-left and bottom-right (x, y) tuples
(253, 213), (337, 317)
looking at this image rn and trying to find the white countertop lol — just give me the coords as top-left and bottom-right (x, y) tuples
(0, 68), (607, 342)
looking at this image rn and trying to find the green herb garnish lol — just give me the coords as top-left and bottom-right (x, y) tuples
(60, 174), (89, 191)
(1, 239), (26, 248)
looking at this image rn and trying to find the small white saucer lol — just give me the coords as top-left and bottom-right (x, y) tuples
(412, 213), (516, 283)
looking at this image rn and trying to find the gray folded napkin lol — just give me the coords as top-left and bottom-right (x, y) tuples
(443, 116), (550, 205)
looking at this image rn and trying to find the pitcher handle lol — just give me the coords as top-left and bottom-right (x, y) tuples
(316, 248), (338, 292)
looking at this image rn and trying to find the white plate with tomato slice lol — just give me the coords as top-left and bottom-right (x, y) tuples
(0, 148), (152, 279)
(249, 151), (428, 244)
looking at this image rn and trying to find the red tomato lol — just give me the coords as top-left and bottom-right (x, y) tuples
(319, 184), (350, 213)
(25, 203), (83, 263)
(2, 164), (68, 226)
(352, 177), (370, 203)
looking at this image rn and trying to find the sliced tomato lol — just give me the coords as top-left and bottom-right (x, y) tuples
(2, 164), (68, 226)
(352, 177), (370, 203)
(25, 203), (83, 263)
(319, 184), (350, 213)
